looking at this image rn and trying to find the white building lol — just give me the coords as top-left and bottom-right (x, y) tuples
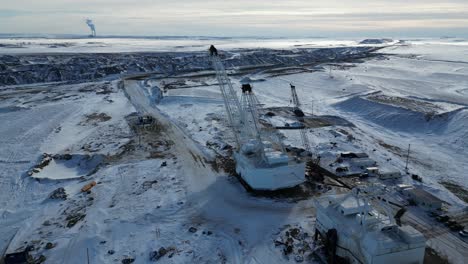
(315, 188), (426, 264)
(366, 167), (379, 176)
(402, 188), (443, 211)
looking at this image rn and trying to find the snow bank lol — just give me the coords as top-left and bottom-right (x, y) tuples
(334, 95), (466, 135)
(32, 154), (104, 180)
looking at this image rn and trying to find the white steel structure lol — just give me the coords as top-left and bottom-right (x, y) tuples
(315, 185), (426, 264)
(211, 55), (243, 148)
(211, 54), (305, 191)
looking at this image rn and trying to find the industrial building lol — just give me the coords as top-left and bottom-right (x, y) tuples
(402, 187), (443, 211)
(379, 170), (402, 180)
(315, 186), (426, 264)
(365, 167), (379, 176)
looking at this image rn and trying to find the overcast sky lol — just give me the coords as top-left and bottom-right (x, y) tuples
(0, 0), (467, 37)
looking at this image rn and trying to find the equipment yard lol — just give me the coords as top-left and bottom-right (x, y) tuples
(1, 37), (467, 264)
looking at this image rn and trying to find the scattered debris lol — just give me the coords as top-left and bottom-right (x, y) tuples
(80, 112), (112, 126)
(27, 153), (53, 176)
(49, 187), (67, 200)
(121, 257), (135, 264)
(35, 255), (47, 263)
(150, 247), (166, 261)
(149, 246), (177, 261)
(66, 213), (86, 228)
(45, 242), (55, 250)
(275, 225), (314, 260)
(188, 227), (198, 233)
(137, 180), (158, 194)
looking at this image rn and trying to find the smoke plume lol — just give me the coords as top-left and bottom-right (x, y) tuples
(85, 19), (96, 37)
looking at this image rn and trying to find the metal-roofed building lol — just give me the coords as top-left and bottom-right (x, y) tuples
(402, 187), (443, 211)
(315, 187), (426, 264)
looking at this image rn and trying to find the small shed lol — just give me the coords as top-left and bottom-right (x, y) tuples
(350, 158), (377, 168)
(366, 167), (379, 176)
(396, 184), (413, 191)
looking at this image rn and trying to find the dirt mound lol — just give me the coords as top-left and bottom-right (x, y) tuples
(334, 95), (467, 135)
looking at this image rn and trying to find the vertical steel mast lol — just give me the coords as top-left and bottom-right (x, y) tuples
(240, 84), (267, 164)
(211, 55), (243, 148)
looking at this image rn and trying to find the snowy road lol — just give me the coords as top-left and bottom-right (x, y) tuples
(401, 209), (468, 263)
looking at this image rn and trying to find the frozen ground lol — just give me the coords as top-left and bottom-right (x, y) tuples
(0, 37), (467, 263)
(0, 36), (374, 54)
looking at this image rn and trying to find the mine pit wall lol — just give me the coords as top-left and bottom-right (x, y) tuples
(0, 47), (381, 86)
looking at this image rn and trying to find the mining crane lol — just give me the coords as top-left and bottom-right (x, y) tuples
(210, 49), (305, 191)
(290, 84), (312, 156)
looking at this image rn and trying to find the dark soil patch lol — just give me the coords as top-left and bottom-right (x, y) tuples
(440, 181), (468, 203)
(377, 140), (404, 156)
(80, 113), (112, 125)
(424, 247), (449, 264)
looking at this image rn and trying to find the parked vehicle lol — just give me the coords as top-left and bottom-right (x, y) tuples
(459, 230), (468, 237)
(445, 219), (457, 227)
(449, 224), (464, 231)
(428, 211), (439, 217)
(436, 215), (449, 222)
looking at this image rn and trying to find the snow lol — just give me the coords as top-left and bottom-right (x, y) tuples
(1, 37), (467, 263)
(0, 37), (358, 54)
(32, 154), (104, 180)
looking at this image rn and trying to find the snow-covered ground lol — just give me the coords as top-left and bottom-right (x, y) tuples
(157, 46), (468, 193)
(0, 36), (466, 54)
(0, 36), (367, 54)
(0, 37), (467, 263)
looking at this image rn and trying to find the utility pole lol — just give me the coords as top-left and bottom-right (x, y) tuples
(405, 144), (411, 173)
(311, 100), (314, 116)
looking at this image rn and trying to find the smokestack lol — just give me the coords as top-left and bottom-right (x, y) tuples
(85, 19), (96, 37)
